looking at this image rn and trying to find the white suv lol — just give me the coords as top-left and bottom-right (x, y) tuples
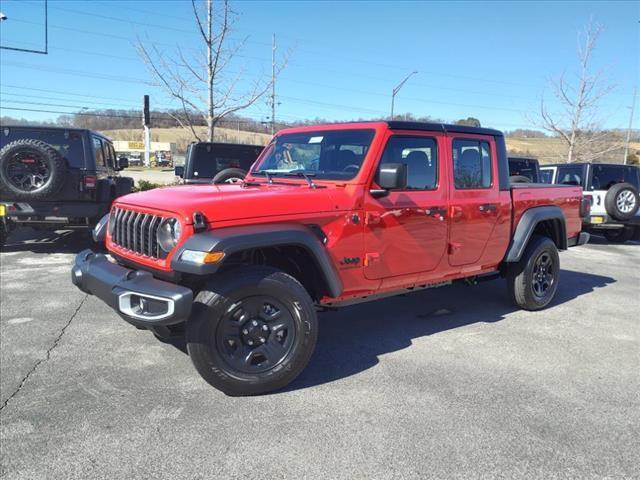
(540, 163), (640, 243)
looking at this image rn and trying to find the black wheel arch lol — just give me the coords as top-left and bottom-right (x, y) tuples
(171, 223), (343, 300)
(504, 206), (567, 263)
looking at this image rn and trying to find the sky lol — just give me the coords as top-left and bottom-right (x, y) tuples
(0, 0), (638, 132)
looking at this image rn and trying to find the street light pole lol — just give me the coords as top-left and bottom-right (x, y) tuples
(390, 71), (417, 120)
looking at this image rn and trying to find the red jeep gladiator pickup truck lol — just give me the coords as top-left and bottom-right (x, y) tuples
(72, 121), (589, 396)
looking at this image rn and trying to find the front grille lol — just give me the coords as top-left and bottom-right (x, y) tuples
(110, 207), (167, 259)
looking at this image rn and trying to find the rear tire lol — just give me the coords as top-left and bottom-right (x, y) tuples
(0, 139), (67, 200)
(602, 226), (635, 243)
(507, 235), (560, 311)
(604, 183), (639, 221)
(186, 266), (318, 396)
(212, 168), (247, 184)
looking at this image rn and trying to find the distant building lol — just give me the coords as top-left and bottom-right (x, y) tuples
(113, 141), (177, 167)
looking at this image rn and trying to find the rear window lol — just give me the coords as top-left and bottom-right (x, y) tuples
(588, 165), (640, 191)
(1, 128), (85, 167)
(189, 144), (262, 179)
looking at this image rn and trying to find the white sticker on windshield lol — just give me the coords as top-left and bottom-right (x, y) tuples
(308, 136), (323, 144)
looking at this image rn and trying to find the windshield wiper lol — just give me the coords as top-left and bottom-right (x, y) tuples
(284, 170), (317, 188)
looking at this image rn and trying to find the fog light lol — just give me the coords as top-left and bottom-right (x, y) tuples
(118, 292), (175, 321)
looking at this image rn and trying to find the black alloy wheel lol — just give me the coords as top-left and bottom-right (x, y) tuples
(5, 149), (50, 192)
(531, 251), (555, 300)
(216, 295), (296, 374)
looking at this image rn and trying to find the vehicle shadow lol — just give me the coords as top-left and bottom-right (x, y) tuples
(286, 268), (615, 392)
(157, 268), (615, 392)
(587, 234), (640, 246)
(1, 228), (96, 254)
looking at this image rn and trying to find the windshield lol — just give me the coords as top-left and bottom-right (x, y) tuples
(509, 159), (539, 182)
(252, 129), (375, 180)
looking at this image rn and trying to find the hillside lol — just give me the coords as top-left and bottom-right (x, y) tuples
(505, 137), (639, 164)
(102, 126), (272, 152)
(102, 126), (639, 164)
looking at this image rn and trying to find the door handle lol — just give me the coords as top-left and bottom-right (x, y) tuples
(425, 207), (447, 219)
(479, 204), (497, 212)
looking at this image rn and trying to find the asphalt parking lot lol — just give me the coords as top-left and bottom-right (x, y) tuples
(1, 230), (638, 479)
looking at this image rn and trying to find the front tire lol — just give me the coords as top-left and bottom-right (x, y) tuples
(186, 266), (318, 396)
(507, 235), (560, 311)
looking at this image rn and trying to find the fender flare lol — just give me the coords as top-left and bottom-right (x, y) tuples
(504, 206), (567, 263)
(171, 223), (343, 298)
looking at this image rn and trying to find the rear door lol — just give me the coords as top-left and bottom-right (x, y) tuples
(447, 135), (501, 267)
(364, 132), (449, 280)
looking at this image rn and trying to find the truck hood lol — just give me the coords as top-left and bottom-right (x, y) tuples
(115, 183), (341, 224)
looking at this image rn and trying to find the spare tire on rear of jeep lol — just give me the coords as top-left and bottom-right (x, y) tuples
(212, 168), (247, 184)
(604, 182), (639, 221)
(0, 139), (67, 200)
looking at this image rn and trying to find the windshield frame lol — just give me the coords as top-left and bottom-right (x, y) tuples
(250, 128), (376, 182)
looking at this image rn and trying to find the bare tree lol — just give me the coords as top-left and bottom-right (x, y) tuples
(137, 0), (286, 142)
(538, 20), (620, 163)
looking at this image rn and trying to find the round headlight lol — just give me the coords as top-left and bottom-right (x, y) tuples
(157, 218), (181, 252)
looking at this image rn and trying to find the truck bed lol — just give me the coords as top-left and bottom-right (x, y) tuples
(511, 184), (583, 240)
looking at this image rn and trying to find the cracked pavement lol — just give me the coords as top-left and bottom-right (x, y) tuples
(0, 230), (639, 479)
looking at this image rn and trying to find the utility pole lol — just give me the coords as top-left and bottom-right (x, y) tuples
(390, 71), (418, 120)
(143, 94), (151, 168)
(623, 85), (637, 165)
(271, 33), (276, 136)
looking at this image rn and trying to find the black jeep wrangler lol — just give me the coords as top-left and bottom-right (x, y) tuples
(0, 125), (133, 247)
(175, 142), (264, 184)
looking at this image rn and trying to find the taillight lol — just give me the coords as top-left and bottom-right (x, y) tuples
(580, 195), (592, 218)
(83, 175), (97, 189)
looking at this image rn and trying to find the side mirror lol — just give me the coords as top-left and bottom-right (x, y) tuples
(174, 165), (184, 178)
(371, 163), (407, 197)
(117, 156), (129, 170)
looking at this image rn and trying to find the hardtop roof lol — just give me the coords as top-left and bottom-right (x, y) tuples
(2, 124), (111, 141)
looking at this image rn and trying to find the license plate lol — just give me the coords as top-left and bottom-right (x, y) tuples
(0, 204), (5, 217)
(590, 216), (605, 224)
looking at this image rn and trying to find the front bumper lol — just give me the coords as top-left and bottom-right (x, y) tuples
(71, 249), (193, 326)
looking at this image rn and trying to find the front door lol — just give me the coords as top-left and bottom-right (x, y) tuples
(364, 134), (449, 280)
(447, 135), (501, 266)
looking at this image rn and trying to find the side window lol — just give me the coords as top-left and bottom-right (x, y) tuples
(104, 142), (116, 169)
(92, 136), (106, 168)
(540, 169), (554, 184)
(556, 166), (583, 186)
(379, 136), (438, 190)
(452, 139), (492, 189)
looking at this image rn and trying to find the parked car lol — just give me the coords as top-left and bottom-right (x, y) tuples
(0, 125), (133, 247)
(540, 162), (640, 243)
(155, 151), (173, 168)
(175, 142), (264, 184)
(127, 152), (142, 167)
(508, 156), (540, 183)
(73, 121), (589, 396)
